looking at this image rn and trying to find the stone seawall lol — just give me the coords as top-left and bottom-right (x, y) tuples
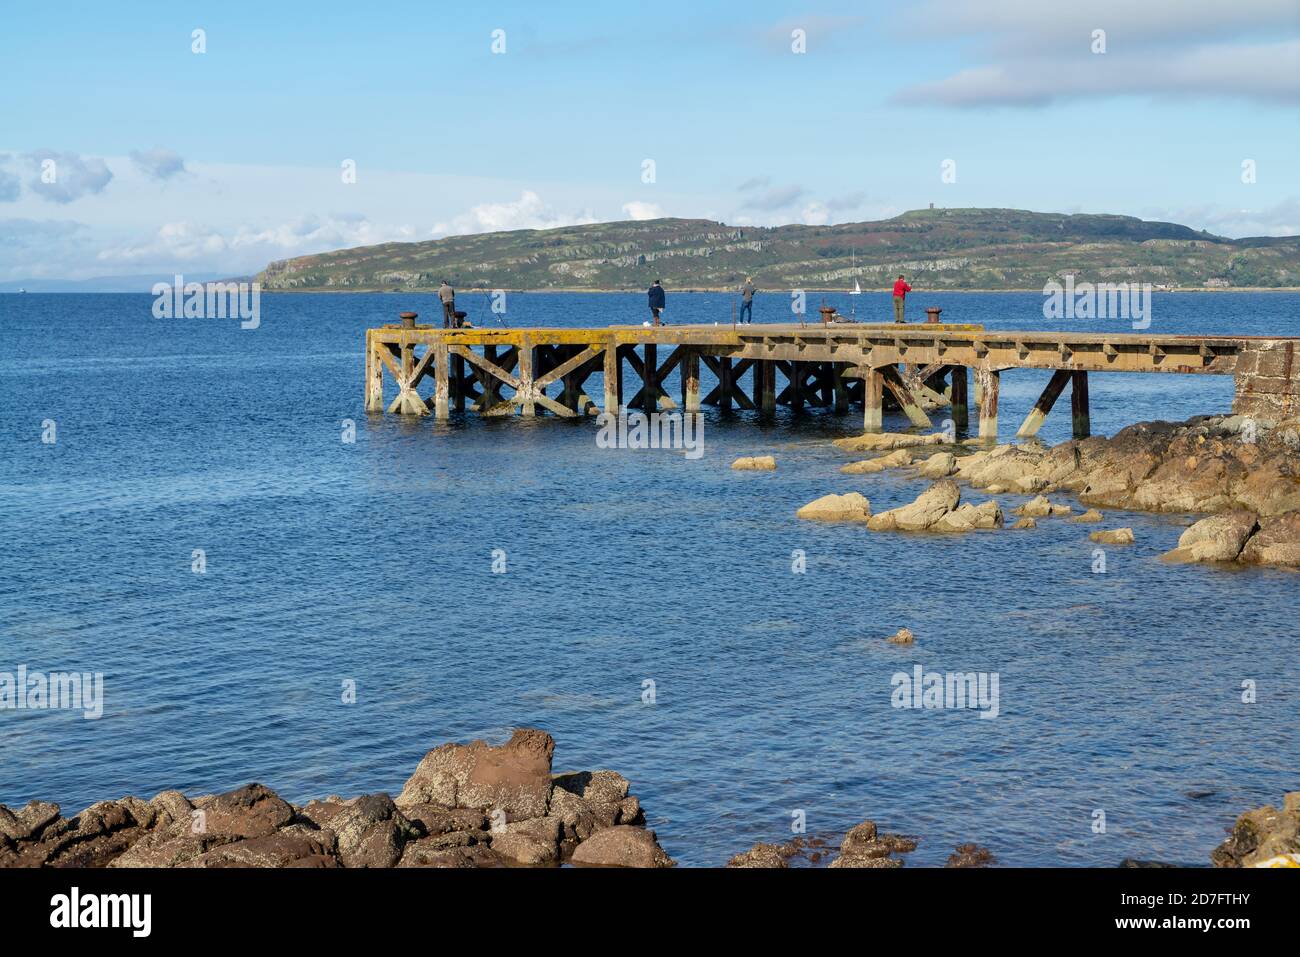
(1233, 339), (1299, 419)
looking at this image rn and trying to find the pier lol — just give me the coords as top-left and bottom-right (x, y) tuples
(364, 321), (1300, 439)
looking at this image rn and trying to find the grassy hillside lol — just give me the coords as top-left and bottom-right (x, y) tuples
(256, 208), (1300, 292)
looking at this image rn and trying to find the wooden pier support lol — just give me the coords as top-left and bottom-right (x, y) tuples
(719, 357), (733, 411)
(433, 343), (450, 420)
(758, 360), (776, 415)
(682, 350), (700, 412)
(1016, 368), (1071, 438)
(950, 365), (968, 430)
(833, 364), (849, 414)
(640, 343), (657, 413)
(977, 368), (1000, 441)
(863, 368), (884, 432)
(603, 344), (619, 413)
(1071, 370), (1091, 438)
(518, 339), (535, 416)
(880, 364), (932, 429)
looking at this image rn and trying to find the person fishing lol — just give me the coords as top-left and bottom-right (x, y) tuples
(648, 279), (666, 326)
(739, 276), (755, 324)
(892, 274), (912, 323)
(438, 279), (456, 328)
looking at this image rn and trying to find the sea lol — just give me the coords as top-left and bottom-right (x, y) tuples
(1, 290), (1297, 866)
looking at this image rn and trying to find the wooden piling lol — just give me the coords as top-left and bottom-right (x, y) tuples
(977, 368), (1000, 441)
(518, 338), (535, 416)
(720, 357), (733, 411)
(950, 365), (968, 430)
(1016, 368), (1071, 438)
(683, 349), (700, 412)
(760, 360), (776, 414)
(603, 343), (619, 414)
(863, 368), (884, 432)
(1071, 370), (1091, 438)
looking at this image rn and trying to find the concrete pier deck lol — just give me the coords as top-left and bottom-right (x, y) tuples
(364, 321), (1300, 438)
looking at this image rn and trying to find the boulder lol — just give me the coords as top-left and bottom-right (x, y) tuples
(829, 854), (902, 868)
(1011, 517), (1037, 529)
(1161, 511), (1259, 563)
(796, 492), (871, 522)
(1013, 495), (1071, 518)
(726, 842), (790, 868)
(834, 432), (946, 453)
(192, 784), (295, 840)
(569, 826), (674, 868)
(885, 628), (914, 645)
(300, 794), (412, 868)
(931, 499), (1003, 533)
(839, 449), (913, 474)
(1070, 508), (1104, 523)
(396, 728), (555, 822)
(867, 480), (960, 531)
(1090, 528), (1135, 545)
(731, 455), (776, 471)
(946, 843), (995, 867)
(1239, 511), (1300, 567)
(489, 816), (561, 865)
(916, 451), (957, 479)
(1211, 793), (1300, 868)
(178, 828), (338, 868)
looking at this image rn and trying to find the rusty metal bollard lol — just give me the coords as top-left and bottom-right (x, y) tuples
(399, 311), (418, 329)
(819, 305), (836, 324)
(925, 307), (943, 324)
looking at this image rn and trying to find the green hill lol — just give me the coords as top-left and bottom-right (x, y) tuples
(256, 207), (1300, 292)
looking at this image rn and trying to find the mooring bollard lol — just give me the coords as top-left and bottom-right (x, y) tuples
(400, 311), (418, 329)
(925, 307), (943, 324)
(819, 305), (836, 324)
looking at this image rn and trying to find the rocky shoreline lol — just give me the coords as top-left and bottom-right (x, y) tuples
(2, 728), (1296, 868)
(797, 413), (1300, 567)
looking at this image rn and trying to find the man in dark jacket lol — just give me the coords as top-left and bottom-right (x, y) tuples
(739, 277), (755, 323)
(439, 280), (456, 328)
(648, 279), (666, 326)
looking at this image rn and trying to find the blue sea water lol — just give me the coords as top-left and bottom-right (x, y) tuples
(0, 290), (1297, 867)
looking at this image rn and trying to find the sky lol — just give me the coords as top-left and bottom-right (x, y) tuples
(1, 0), (1298, 281)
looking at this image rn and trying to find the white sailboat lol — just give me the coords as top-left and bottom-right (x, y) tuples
(849, 251), (861, 295)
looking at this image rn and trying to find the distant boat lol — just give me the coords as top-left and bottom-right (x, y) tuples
(848, 252), (861, 295)
(850, 279), (861, 295)
(17, 288), (26, 294)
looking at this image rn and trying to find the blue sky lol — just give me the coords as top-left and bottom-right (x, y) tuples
(1, 0), (1298, 279)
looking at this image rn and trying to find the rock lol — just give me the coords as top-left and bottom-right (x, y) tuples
(110, 833), (220, 868)
(1012, 517), (1037, 529)
(400, 805), (487, 837)
(829, 854), (902, 868)
(726, 842), (791, 868)
(839, 821), (878, 855)
(867, 480), (961, 531)
(1070, 508), (1104, 523)
(731, 455), (776, 471)
(886, 628), (914, 645)
(570, 826), (674, 868)
(1211, 793), (1300, 867)
(399, 841), (500, 868)
(946, 843), (995, 867)
(917, 451), (957, 479)
(1090, 528), (1135, 545)
(796, 492), (871, 522)
(833, 431), (946, 453)
(0, 801), (60, 842)
(193, 784), (295, 840)
(931, 499), (1003, 532)
(1013, 495), (1072, 518)
(955, 444), (1056, 493)
(300, 794), (412, 868)
(148, 790), (195, 830)
(395, 728), (555, 822)
(1162, 510), (1259, 563)
(840, 449), (913, 474)
(1239, 511), (1300, 567)
(20, 799), (150, 868)
(179, 829), (338, 868)
(490, 816), (561, 865)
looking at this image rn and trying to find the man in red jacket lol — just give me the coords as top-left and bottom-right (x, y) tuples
(892, 274), (912, 323)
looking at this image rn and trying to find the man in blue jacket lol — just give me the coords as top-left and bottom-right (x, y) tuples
(648, 279), (666, 326)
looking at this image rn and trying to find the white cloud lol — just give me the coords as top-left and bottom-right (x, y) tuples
(129, 147), (187, 181)
(897, 0), (1300, 107)
(431, 190), (597, 236)
(622, 201), (664, 220)
(22, 150), (114, 203)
